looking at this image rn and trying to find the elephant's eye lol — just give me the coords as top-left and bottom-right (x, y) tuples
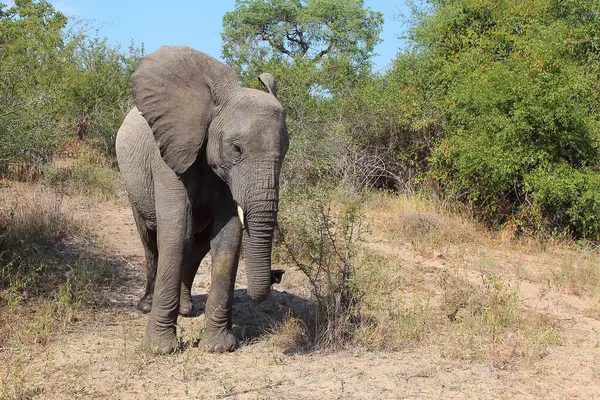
(232, 144), (242, 155)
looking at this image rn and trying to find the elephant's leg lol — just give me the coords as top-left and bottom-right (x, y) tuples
(198, 203), (242, 353)
(179, 231), (211, 316)
(142, 174), (192, 354)
(131, 206), (157, 314)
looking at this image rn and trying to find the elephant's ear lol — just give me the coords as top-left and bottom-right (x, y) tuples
(132, 46), (238, 174)
(258, 73), (277, 98)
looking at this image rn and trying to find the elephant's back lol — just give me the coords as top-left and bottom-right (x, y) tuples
(116, 107), (158, 228)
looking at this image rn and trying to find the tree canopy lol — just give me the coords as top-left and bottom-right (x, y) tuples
(221, 0), (383, 75)
(0, 0), (142, 163)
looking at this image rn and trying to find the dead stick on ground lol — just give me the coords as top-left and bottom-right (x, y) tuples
(215, 381), (285, 399)
(68, 344), (90, 354)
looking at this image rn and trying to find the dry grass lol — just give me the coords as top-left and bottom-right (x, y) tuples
(0, 143), (120, 202)
(436, 270), (561, 363)
(0, 183), (598, 398)
(268, 313), (312, 351)
(39, 144), (120, 200)
(367, 192), (600, 297)
(0, 183), (126, 399)
(0, 184), (122, 352)
(273, 189), (570, 364)
(543, 247), (600, 298)
(366, 192), (483, 252)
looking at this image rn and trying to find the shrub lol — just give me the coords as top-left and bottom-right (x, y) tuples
(275, 188), (367, 348)
(0, 1), (141, 169)
(525, 165), (600, 239)
(39, 145), (120, 199)
(401, 0), (600, 237)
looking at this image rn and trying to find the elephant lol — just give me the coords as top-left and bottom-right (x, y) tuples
(115, 46), (289, 354)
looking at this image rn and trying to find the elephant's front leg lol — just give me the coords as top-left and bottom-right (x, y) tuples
(142, 174), (193, 354)
(198, 204), (242, 353)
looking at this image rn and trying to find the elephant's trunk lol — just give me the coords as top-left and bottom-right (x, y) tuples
(237, 155), (282, 302)
(243, 191), (278, 302)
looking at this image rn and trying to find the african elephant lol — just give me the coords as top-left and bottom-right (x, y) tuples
(115, 46), (288, 354)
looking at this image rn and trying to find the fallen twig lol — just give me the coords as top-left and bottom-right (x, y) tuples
(68, 344), (90, 354)
(215, 381), (285, 399)
(404, 370), (434, 381)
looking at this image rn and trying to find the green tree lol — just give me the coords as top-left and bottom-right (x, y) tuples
(222, 0), (383, 77)
(0, 0), (72, 165)
(0, 0), (143, 165)
(67, 38), (143, 155)
(403, 0), (600, 237)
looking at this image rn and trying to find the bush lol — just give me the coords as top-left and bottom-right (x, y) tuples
(399, 0), (600, 238)
(525, 165), (600, 239)
(0, 1), (70, 166)
(39, 145), (120, 199)
(0, 1), (141, 169)
(67, 37), (141, 156)
(275, 188), (367, 348)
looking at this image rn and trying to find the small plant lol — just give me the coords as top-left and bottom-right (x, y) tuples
(276, 188), (366, 348)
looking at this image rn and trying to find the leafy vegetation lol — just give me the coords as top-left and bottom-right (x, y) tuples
(410, 0), (600, 237)
(0, 0), (142, 168)
(222, 0), (383, 78)
(4, 0), (597, 238)
(222, 0), (600, 238)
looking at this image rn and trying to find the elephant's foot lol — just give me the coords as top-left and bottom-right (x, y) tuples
(137, 293), (153, 314)
(179, 293), (193, 316)
(142, 325), (179, 354)
(197, 329), (237, 353)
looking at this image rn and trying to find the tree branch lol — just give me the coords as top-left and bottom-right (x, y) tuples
(258, 30), (295, 59)
(286, 28), (308, 57)
(312, 44), (331, 62)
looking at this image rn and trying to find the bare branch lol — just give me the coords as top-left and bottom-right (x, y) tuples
(312, 44), (331, 62)
(258, 30), (296, 59)
(286, 28), (309, 57)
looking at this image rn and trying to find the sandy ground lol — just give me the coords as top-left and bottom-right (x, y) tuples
(1, 186), (599, 399)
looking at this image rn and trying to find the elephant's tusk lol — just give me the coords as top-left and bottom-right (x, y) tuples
(237, 205), (245, 228)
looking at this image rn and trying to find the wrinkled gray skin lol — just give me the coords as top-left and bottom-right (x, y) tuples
(115, 46), (288, 354)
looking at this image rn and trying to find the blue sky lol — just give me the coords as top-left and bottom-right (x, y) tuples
(44, 1), (411, 72)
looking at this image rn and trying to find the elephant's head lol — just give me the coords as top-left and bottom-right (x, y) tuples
(132, 46), (288, 302)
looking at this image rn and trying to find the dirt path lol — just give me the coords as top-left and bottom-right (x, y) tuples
(2, 194), (600, 399)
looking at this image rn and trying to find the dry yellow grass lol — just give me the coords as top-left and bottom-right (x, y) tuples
(1, 183), (599, 398)
(274, 190), (563, 362)
(0, 183), (122, 355)
(40, 144), (121, 200)
(366, 192), (483, 250)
